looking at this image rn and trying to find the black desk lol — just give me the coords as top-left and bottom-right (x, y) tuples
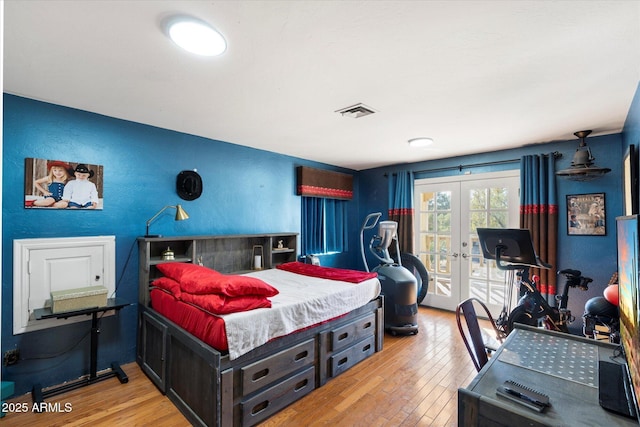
(32, 298), (130, 403)
(458, 324), (638, 426)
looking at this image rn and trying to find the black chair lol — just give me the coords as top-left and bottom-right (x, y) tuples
(456, 297), (503, 372)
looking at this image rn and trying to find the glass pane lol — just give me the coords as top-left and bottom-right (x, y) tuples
(436, 191), (451, 210)
(489, 282), (505, 305)
(420, 253), (431, 270)
(419, 253), (437, 275)
(469, 237), (485, 279)
(437, 235), (451, 254)
(488, 260), (506, 281)
(489, 211), (508, 228)
(419, 212), (431, 231)
(421, 192), (435, 211)
(470, 212), (486, 231)
(470, 237), (481, 259)
(490, 187), (508, 209)
(469, 281), (487, 302)
(426, 253), (436, 273)
(469, 188), (487, 210)
(420, 234), (435, 252)
(437, 212), (451, 232)
(435, 277), (451, 297)
(438, 255), (450, 273)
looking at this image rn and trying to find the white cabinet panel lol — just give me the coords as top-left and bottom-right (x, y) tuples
(13, 236), (115, 334)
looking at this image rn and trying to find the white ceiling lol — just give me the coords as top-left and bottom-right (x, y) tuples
(4, 1), (640, 170)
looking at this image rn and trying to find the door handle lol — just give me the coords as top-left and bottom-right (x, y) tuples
(440, 250), (458, 258)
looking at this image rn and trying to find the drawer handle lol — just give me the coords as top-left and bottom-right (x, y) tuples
(252, 368), (269, 382)
(338, 356), (348, 366)
(361, 343), (372, 353)
(294, 350), (309, 361)
(338, 332), (349, 341)
(294, 378), (309, 392)
(251, 400), (270, 415)
(362, 321), (372, 330)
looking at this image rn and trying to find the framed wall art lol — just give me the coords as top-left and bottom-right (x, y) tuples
(24, 158), (104, 210)
(623, 144), (639, 215)
(567, 193), (605, 236)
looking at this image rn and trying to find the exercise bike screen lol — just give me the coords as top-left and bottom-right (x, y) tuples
(498, 328), (598, 387)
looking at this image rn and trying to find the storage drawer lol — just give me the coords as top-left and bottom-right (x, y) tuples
(138, 310), (167, 392)
(241, 365), (315, 426)
(240, 338), (315, 395)
(330, 312), (375, 352)
(329, 335), (376, 377)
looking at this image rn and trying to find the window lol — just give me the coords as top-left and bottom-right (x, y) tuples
(301, 197), (348, 254)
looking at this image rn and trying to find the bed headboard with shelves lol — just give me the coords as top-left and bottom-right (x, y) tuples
(138, 233), (298, 306)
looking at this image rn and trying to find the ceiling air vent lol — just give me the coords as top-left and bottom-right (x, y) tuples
(335, 103), (376, 118)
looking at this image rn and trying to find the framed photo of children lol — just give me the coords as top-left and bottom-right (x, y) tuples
(566, 193), (605, 236)
(24, 158), (104, 210)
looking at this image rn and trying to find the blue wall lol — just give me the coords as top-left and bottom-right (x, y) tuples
(1, 94), (361, 394)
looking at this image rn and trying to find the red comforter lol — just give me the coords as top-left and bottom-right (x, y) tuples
(276, 262), (377, 283)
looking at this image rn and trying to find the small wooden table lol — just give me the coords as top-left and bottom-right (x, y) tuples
(458, 324), (638, 426)
(31, 298), (130, 403)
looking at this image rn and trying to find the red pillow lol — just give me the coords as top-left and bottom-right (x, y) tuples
(151, 277), (182, 298)
(181, 273), (279, 297)
(181, 292), (272, 314)
(157, 263), (220, 283)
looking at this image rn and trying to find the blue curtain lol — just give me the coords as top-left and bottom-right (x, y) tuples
(302, 197), (348, 255)
(302, 197), (324, 254)
(520, 154), (558, 303)
(325, 199), (348, 253)
(388, 170), (415, 253)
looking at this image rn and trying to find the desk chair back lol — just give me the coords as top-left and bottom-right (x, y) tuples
(456, 297), (502, 371)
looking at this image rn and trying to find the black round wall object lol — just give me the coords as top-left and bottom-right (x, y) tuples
(397, 252), (430, 304)
(177, 170), (203, 201)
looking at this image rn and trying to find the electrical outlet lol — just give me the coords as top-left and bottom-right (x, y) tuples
(3, 348), (19, 366)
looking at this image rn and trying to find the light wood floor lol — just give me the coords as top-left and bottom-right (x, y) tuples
(3, 307), (478, 426)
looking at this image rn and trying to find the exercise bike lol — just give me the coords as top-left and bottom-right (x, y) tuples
(477, 228), (591, 337)
(501, 267), (591, 335)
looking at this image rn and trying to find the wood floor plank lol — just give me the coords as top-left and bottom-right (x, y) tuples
(3, 307), (478, 426)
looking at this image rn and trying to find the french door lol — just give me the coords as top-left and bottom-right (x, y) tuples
(413, 171), (520, 315)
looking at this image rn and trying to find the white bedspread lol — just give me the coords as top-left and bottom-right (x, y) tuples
(221, 268), (381, 360)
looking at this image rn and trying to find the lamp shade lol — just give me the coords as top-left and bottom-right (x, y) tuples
(174, 204), (189, 221)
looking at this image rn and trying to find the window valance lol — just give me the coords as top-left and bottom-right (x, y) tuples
(296, 166), (353, 200)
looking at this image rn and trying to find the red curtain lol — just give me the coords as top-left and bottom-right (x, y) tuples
(388, 171), (415, 254)
(520, 155), (558, 303)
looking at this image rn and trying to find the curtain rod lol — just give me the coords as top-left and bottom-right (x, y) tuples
(385, 151), (562, 177)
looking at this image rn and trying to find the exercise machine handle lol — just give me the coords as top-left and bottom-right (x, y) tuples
(361, 212), (382, 230)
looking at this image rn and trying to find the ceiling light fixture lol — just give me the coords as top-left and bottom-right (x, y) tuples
(408, 137), (434, 148)
(164, 16), (226, 56)
(556, 130), (611, 181)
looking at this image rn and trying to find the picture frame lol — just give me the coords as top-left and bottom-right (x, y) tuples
(24, 158), (104, 210)
(623, 144), (638, 215)
(567, 193), (606, 236)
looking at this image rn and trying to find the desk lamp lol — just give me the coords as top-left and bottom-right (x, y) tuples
(145, 204), (189, 238)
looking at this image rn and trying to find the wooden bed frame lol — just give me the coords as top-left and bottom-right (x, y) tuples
(136, 234), (384, 427)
